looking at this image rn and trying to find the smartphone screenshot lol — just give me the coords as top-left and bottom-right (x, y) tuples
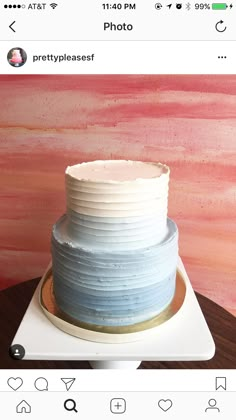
(0, 0), (235, 418)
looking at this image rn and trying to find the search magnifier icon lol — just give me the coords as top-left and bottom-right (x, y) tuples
(64, 399), (78, 413)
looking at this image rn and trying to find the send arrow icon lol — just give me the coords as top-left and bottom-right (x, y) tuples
(61, 378), (76, 391)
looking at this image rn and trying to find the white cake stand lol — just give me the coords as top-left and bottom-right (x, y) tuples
(11, 258), (215, 369)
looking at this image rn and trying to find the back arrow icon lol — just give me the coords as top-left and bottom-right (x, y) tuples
(215, 20), (227, 33)
(9, 21), (16, 32)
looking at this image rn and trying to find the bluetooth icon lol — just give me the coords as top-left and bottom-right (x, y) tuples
(186, 2), (191, 9)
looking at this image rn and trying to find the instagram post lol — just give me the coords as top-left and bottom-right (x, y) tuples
(0, 75), (235, 370)
(0, 0), (236, 417)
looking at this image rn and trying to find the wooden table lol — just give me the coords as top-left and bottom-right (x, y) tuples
(0, 279), (235, 369)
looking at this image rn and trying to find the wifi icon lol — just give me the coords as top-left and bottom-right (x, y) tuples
(50, 3), (58, 9)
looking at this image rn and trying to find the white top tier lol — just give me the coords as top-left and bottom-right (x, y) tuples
(66, 160), (168, 182)
(65, 160), (170, 218)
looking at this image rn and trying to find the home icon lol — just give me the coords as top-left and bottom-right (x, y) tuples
(16, 400), (31, 413)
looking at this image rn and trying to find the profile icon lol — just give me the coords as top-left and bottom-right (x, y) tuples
(7, 47), (27, 67)
(14, 348), (20, 357)
(205, 398), (220, 412)
(9, 344), (25, 359)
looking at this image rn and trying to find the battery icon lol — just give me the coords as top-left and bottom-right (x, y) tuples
(212, 3), (227, 9)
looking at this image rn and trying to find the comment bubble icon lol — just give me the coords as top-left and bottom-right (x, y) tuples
(34, 377), (49, 391)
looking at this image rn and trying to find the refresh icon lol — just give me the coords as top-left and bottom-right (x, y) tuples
(215, 20), (227, 33)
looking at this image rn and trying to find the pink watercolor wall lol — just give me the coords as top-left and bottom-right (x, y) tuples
(0, 75), (235, 315)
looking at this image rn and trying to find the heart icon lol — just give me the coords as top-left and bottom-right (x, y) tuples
(7, 377), (23, 391)
(158, 399), (173, 412)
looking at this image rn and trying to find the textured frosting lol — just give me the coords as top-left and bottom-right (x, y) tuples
(52, 217), (178, 326)
(65, 160), (169, 218)
(66, 211), (167, 250)
(51, 160), (179, 328)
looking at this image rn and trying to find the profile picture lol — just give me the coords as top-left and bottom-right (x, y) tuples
(7, 47), (27, 67)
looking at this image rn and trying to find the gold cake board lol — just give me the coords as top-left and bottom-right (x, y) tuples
(40, 268), (186, 344)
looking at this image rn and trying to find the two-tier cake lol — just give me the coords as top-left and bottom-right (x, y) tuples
(51, 160), (178, 329)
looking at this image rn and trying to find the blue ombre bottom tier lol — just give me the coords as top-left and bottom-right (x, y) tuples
(51, 216), (178, 327)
